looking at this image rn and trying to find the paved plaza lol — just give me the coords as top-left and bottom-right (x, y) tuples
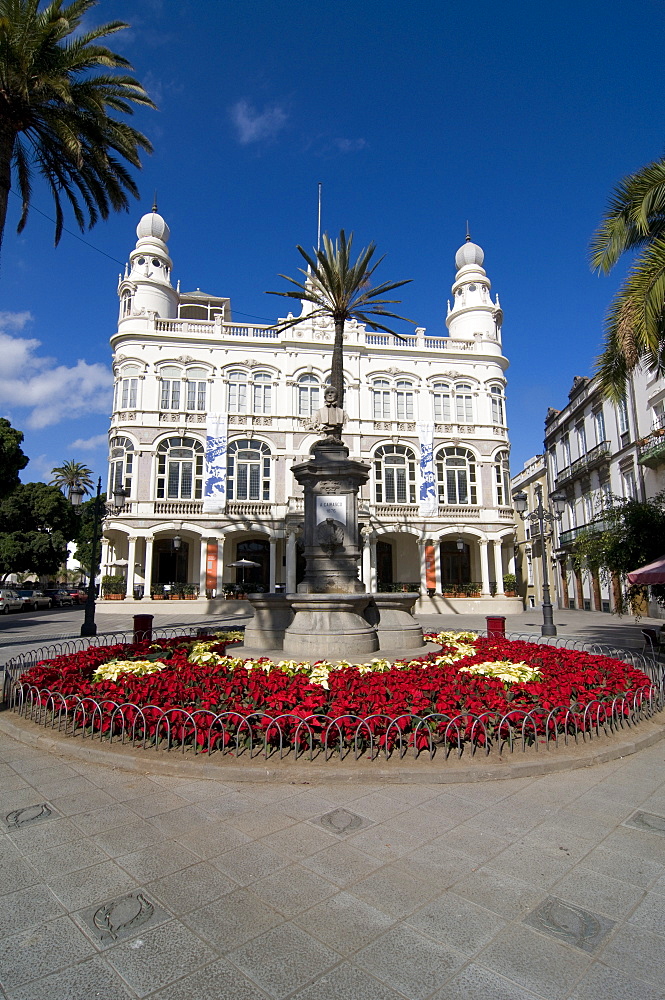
(1, 607), (665, 998)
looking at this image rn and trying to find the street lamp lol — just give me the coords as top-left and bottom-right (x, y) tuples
(513, 485), (566, 636)
(69, 477), (127, 637)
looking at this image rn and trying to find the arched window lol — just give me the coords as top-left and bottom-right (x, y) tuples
(109, 437), (134, 496)
(432, 382), (451, 422)
(115, 366), (139, 410)
(121, 291), (133, 317)
(494, 450), (510, 506)
(227, 440), (271, 501)
(227, 371), (247, 413)
(252, 372), (272, 414)
(156, 437), (204, 500)
(436, 446), (478, 505)
(185, 367), (207, 411)
(159, 366), (183, 410)
(372, 379), (391, 420)
(298, 374), (320, 417)
(374, 444), (417, 504)
(490, 384), (505, 424)
(455, 384), (474, 423)
(395, 380), (415, 420)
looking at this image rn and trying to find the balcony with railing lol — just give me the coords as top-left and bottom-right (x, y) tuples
(559, 519), (608, 547)
(555, 441), (610, 487)
(638, 428), (665, 469)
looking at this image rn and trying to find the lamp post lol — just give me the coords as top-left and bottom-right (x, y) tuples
(69, 477), (127, 637)
(513, 485), (566, 636)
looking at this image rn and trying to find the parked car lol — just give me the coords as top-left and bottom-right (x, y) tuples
(0, 589), (24, 614)
(44, 588), (74, 607)
(65, 587), (88, 604)
(17, 589), (53, 610)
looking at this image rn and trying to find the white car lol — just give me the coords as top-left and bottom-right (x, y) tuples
(0, 589), (24, 614)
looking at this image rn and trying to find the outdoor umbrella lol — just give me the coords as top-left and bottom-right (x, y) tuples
(627, 555), (665, 586)
(228, 559), (261, 586)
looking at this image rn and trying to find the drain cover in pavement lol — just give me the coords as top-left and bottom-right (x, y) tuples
(524, 896), (615, 953)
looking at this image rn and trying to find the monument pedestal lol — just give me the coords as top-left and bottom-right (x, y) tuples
(282, 594), (379, 658)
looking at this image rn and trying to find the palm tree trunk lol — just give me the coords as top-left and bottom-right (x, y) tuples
(0, 129), (14, 257)
(331, 317), (345, 406)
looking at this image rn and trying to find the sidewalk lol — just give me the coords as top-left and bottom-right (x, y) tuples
(2, 609), (665, 997)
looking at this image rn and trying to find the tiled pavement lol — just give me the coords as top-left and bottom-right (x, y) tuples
(3, 727), (665, 998)
(3, 607), (665, 998)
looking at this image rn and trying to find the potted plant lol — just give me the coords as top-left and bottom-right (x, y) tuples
(465, 582), (481, 597)
(151, 586), (164, 600)
(102, 575), (125, 600)
(503, 573), (517, 596)
(183, 584), (198, 600)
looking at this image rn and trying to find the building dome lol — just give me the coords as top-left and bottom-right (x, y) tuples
(455, 240), (484, 270)
(136, 211), (170, 243)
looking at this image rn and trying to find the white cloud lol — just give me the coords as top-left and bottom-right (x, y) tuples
(68, 433), (108, 450)
(0, 324), (112, 430)
(334, 137), (368, 153)
(230, 100), (288, 144)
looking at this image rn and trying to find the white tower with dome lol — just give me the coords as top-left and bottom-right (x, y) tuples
(117, 207), (178, 322)
(446, 233), (503, 345)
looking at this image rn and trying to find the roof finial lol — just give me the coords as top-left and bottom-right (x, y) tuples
(317, 182), (322, 252)
(152, 191), (158, 213)
(465, 220), (471, 242)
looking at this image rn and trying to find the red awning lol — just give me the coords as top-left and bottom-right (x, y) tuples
(627, 555), (665, 585)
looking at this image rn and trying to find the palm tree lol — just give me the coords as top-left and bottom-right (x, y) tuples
(590, 158), (665, 400)
(49, 459), (94, 495)
(0, 0), (155, 253)
(267, 230), (412, 405)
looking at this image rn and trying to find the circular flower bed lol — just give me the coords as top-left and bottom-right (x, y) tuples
(13, 631), (655, 759)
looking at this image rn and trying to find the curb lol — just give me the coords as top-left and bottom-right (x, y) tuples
(2, 711), (664, 784)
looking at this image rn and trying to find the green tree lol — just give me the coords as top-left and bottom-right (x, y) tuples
(0, 480), (78, 581)
(49, 459), (94, 495)
(268, 229), (412, 405)
(572, 492), (665, 612)
(590, 159), (665, 400)
(0, 0), (156, 253)
(0, 417), (28, 498)
(72, 490), (103, 578)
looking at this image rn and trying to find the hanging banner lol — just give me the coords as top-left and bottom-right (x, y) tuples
(417, 421), (438, 516)
(425, 543), (436, 590)
(203, 412), (228, 512)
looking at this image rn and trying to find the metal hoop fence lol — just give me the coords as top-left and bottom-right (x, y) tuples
(3, 629), (664, 763)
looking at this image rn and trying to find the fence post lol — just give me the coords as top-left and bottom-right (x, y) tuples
(486, 616), (506, 639)
(133, 614), (154, 644)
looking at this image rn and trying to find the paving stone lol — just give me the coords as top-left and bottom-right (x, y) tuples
(46, 860), (138, 911)
(290, 961), (408, 1000)
(450, 867), (546, 919)
(183, 886), (284, 952)
(552, 866), (645, 921)
(0, 854), (40, 895)
(261, 820), (336, 859)
(429, 961), (546, 1000)
(75, 891), (170, 948)
(484, 841), (576, 888)
(406, 894), (506, 953)
(310, 807), (373, 837)
(523, 896), (615, 953)
(90, 818), (167, 858)
(293, 890), (395, 955)
(349, 863), (442, 917)
(300, 840), (383, 886)
(8, 816), (81, 854)
(600, 924), (665, 988)
(146, 803), (218, 836)
(3, 956), (133, 1000)
(581, 844), (665, 889)
(567, 962), (665, 1000)
(425, 826), (512, 863)
(122, 790), (190, 819)
(2, 801), (57, 832)
(625, 810), (665, 835)
(115, 840), (201, 882)
(49, 789), (116, 816)
(478, 923), (592, 999)
(148, 956), (272, 999)
(174, 820), (251, 859)
(249, 863), (337, 916)
(0, 915), (96, 991)
(210, 841), (289, 885)
(353, 924), (465, 1000)
(23, 839), (110, 877)
(229, 808), (295, 838)
(104, 919), (216, 997)
(0, 883), (65, 937)
(228, 922), (338, 999)
(146, 860), (237, 913)
(628, 891), (665, 934)
(69, 802), (141, 836)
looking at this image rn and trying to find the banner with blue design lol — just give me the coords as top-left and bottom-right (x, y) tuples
(417, 421), (437, 516)
(203, 412), (228, 512)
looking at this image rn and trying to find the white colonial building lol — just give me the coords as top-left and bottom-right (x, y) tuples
(100, 209), (520, 612)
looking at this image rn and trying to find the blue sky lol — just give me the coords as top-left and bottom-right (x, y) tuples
(2, 0), (665, 484)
